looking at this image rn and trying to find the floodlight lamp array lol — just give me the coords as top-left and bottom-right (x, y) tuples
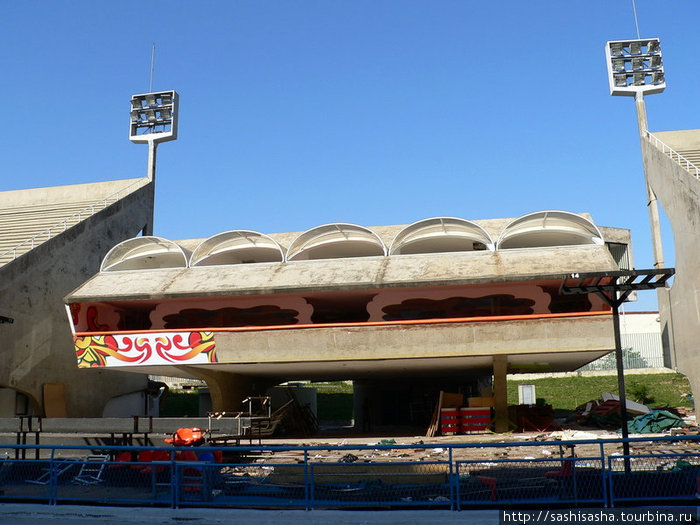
(129, 90), (179, 143)
(605, 38), (665, 96)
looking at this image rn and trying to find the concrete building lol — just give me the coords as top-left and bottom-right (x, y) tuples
(641, 129), (700, 399)
(65, 212), (633, 429)
(0, 178), (154, 417)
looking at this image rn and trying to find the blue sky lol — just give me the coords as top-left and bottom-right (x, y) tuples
(3, 1), (699, 311)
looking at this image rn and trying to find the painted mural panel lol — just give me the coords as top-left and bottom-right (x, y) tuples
(74, 331), (216, 368)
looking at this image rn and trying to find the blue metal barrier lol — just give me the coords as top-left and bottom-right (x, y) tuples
(607, 452), (700, 507)
(0, 436), (697, 509)
(455, 456), (607, 509)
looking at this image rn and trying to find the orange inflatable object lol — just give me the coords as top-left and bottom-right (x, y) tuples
(164, 427), (205, 446)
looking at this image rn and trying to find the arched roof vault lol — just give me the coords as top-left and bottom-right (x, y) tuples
(190, 230), (284, 267)
(389, 217), (495, 255)
(496, 211), (604, 250)
(286, 223), (387, 261)
(100, 236), (188, 272)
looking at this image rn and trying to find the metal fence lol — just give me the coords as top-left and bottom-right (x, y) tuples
(0, 436), (698, 509)
(579, 333), (665, 371)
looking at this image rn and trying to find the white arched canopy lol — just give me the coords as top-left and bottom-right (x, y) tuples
(389, 217), (495, 255)
(496, 211), (604, 250)
(101, 236), (188, 272)
(286, 223), (387, 261)
(190, 230), (284, 267)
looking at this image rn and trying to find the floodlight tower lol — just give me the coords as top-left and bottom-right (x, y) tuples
(129, 90), (179, 235)
(605, 38), (666, 269)
(604, 39), (669, 460)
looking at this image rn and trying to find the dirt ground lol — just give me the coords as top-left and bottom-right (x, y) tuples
(245, 416), (700, 466)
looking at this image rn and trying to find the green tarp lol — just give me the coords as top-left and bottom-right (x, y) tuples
(626, 410), (685, 434)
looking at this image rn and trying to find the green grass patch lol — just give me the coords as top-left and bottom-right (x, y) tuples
(160, 391), (199, 417)
(310, 382), (354, 421)
(317, 392), (354, 421)
(507, 373), (693, 411)
(308, 381), (353, 395)
(159, 386), (355, 421)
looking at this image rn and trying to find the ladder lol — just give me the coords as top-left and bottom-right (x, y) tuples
(72, 454), (109, 485)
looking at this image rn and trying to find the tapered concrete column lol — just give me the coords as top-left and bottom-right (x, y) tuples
(176, 367), (262, 412)
(142, 141), (157, 236)
(492, 355), (509, 433)
(635, 93), (665, 270)
(657, 287), (676, 369)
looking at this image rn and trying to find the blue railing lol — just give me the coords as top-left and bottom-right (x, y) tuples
(0, 436), (698, 509)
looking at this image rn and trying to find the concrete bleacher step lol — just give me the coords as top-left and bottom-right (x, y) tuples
(0, 218), (83, 234)
(0, 201), (101, 216)
(1, 215), (83, 225)
(0, 203), (95, 214)
(0, 177), (149, 267)
(664, 148), (700, 170)
(0, 200), (118, 265)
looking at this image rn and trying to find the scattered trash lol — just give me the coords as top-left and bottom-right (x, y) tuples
(339, 453), (358, 463)
(379, 439), (396, 445)
(541, 449), (552, 456)
(549, 430), (615, 441)
(671, 459), (693, 472)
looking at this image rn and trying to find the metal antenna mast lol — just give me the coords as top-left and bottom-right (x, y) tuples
(632, 0), (641, 39)
(149, 43), (156, 92)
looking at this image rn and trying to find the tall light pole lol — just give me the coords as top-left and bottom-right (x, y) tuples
(605, 38), (666, 269)
(129, 90), (179, 235)
(605, 38), (678, 368)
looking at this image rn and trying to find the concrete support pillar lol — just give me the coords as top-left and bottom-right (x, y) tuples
(176, 367), (262, 412)
(657, 287), (676, 369)
(353, 380), (382, 433)
(492, 355), (509, 433)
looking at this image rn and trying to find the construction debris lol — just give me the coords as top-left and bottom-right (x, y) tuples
(575, 393), (652, 429)
(626, 410), (685, 434)
(425, 392), (494, 437)
(426, 392), (463, 437)
(509, 404), (560, 432)
(601, 393), (650, 414)
(260, 392), (319, 438)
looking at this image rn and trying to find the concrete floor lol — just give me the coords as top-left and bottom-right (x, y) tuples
(0, 503), (499, 525)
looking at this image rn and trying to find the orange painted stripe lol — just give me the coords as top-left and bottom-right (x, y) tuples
(74, 310), (612, 338)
